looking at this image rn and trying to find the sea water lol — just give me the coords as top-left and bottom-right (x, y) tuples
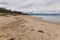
(32, 15), (60, 23)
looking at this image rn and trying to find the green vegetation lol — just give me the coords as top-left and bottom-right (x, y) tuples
(0, 13), (22, 17)
(0, 7), (29, 16)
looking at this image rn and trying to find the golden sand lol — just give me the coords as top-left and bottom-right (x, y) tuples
(0, 15), (60, 40)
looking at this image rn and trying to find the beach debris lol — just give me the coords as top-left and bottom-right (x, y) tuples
(38, 30), (44, 33)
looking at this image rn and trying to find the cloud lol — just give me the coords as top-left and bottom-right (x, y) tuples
(0, 0), (60, 14)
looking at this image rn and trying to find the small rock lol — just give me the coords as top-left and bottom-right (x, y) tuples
(38, 30), (44, 33)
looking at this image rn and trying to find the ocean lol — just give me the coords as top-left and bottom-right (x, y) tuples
(32, 15), (60, 23)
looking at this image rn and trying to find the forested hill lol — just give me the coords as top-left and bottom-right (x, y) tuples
(0, 7), (28, 15)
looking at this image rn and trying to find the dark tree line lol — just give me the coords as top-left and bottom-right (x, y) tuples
(0, 7), (28, 15)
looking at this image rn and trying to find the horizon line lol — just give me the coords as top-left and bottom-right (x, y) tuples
(28, 14), (60, 16)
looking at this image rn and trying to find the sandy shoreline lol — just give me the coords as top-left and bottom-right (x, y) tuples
(0, 15), (60, 40)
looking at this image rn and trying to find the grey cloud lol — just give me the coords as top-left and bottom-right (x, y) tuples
(0, 2), (8, 5)
(0, 0), (60, 14)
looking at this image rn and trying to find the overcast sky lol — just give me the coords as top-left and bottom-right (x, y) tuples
(0, 0), (60, 14)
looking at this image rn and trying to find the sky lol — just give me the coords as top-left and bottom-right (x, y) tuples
(0, 0), (60, 14)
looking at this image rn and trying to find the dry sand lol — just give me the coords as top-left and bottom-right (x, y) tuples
(0, 15), (60, 40)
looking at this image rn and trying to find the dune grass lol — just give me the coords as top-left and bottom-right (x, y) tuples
(0, 13), (24, 17)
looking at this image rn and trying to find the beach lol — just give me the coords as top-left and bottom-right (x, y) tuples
(0, 15), (60, 40)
